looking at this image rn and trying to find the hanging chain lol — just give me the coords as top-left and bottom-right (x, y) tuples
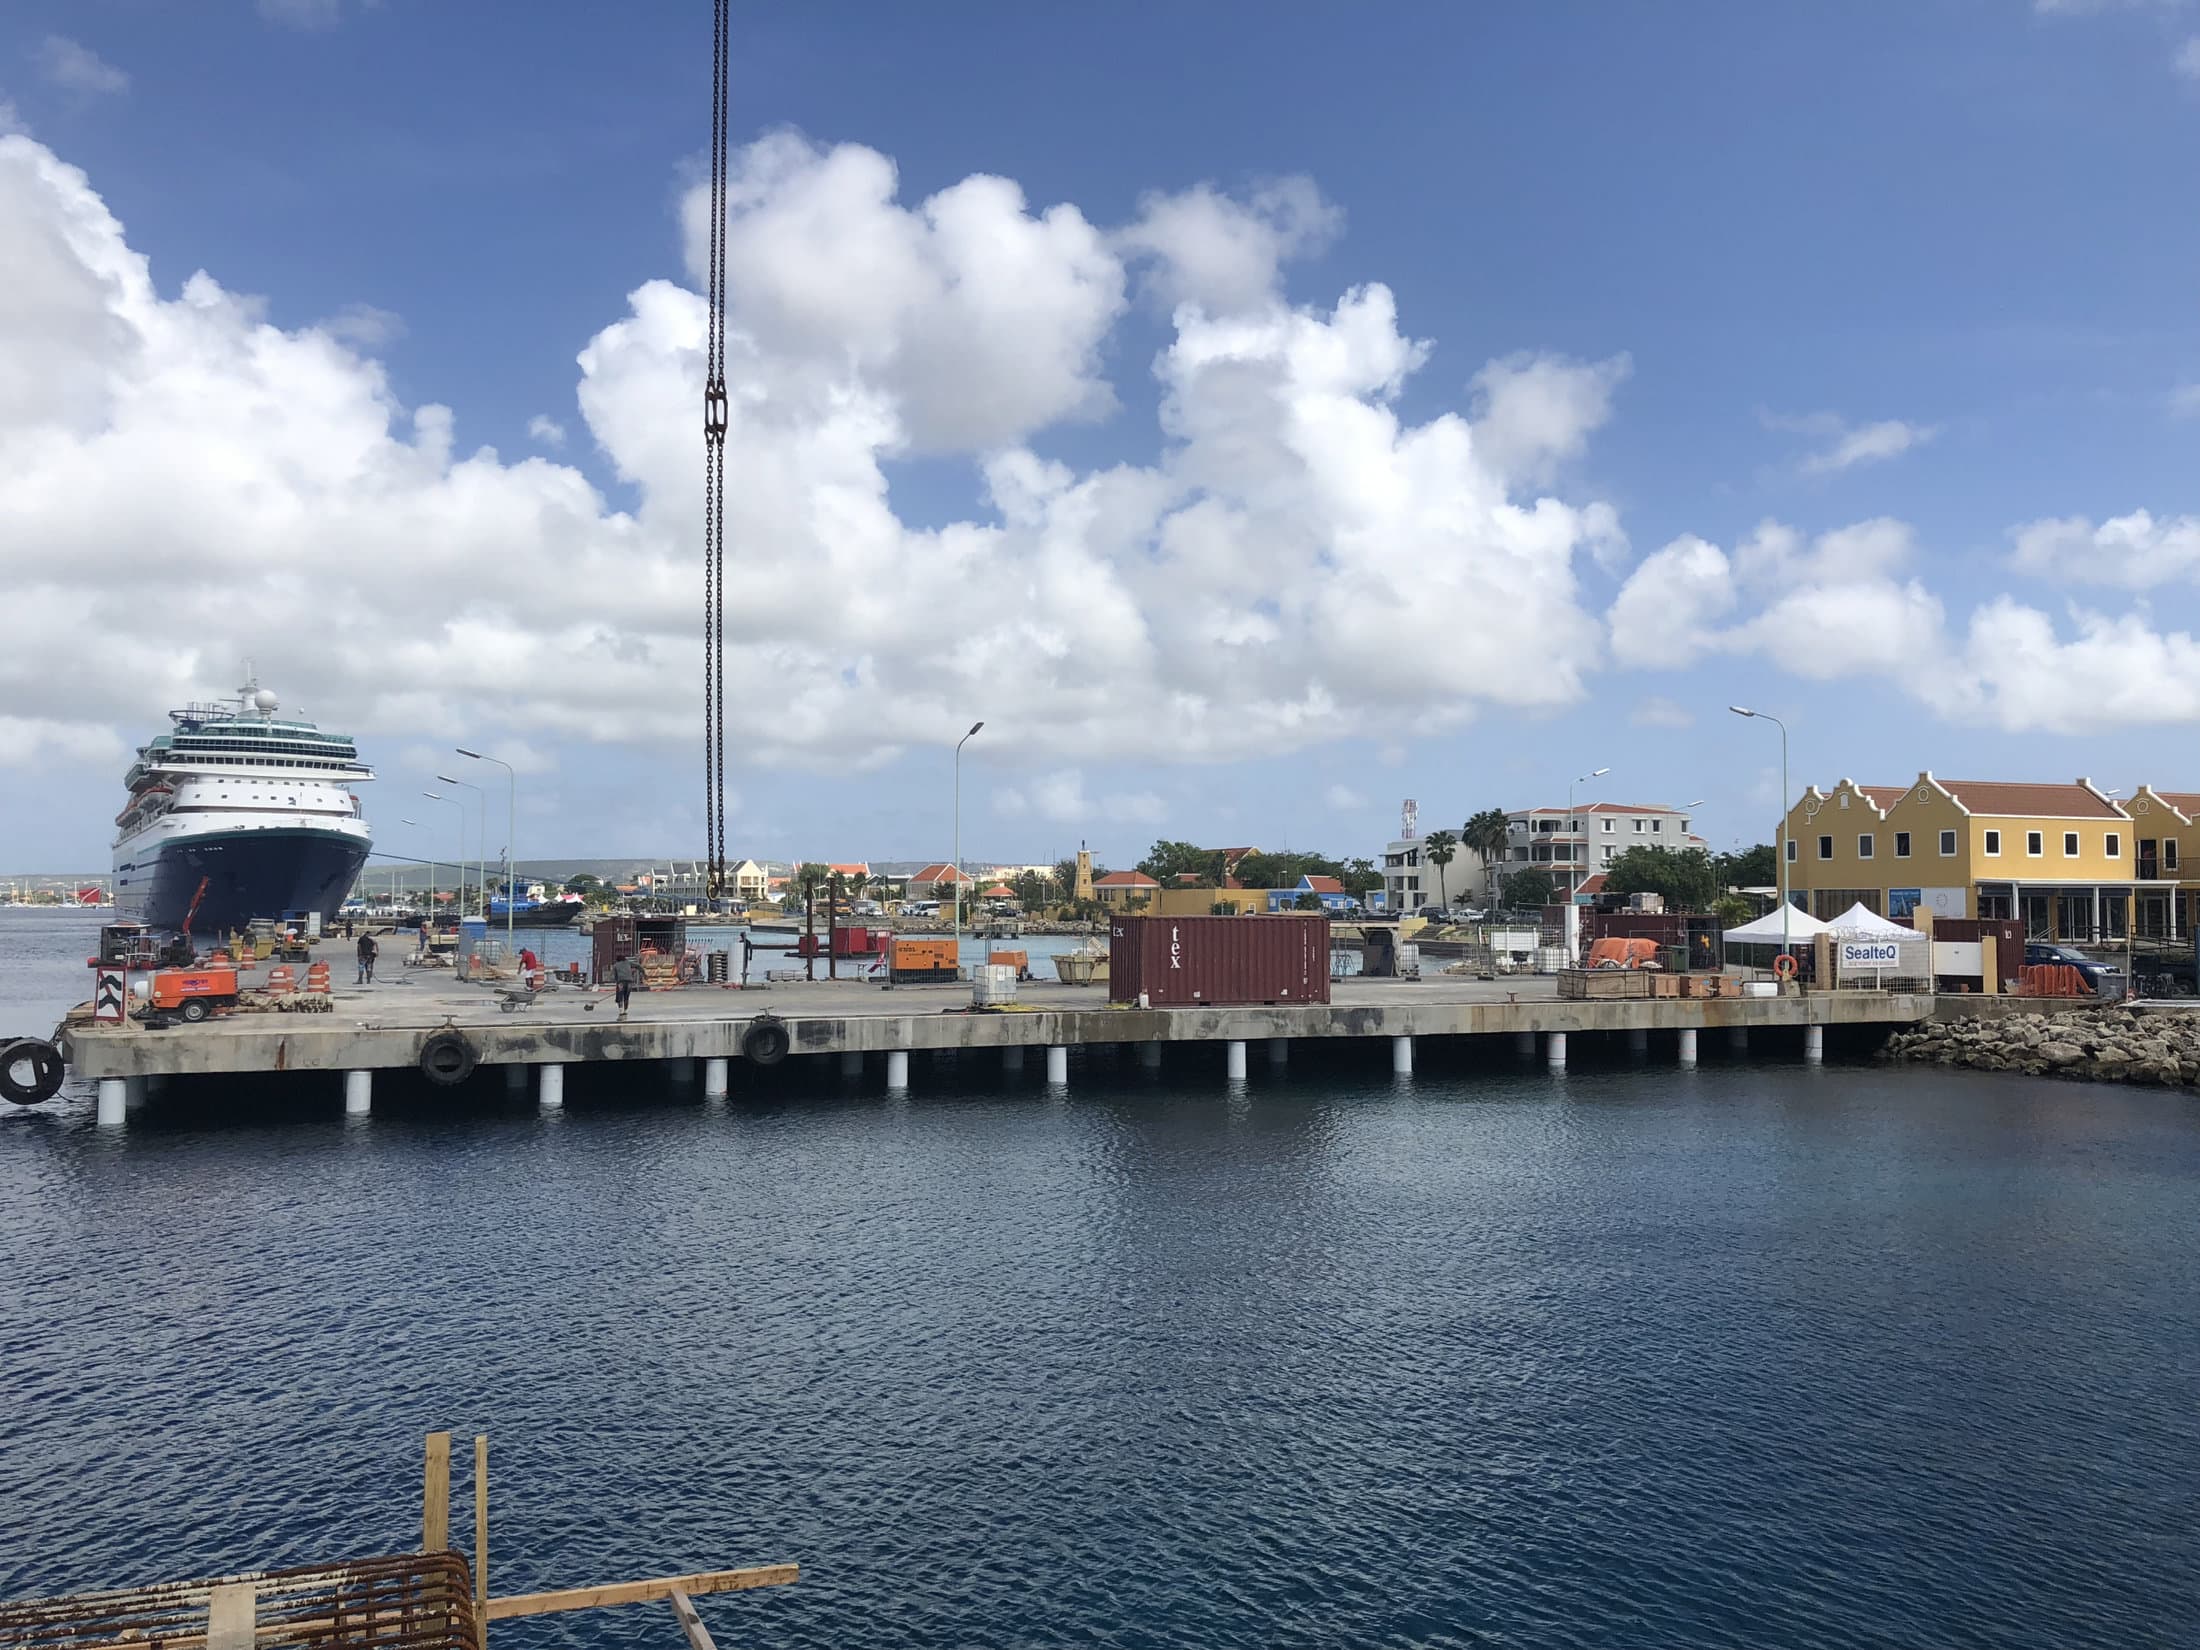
(704, 0), (730, 901)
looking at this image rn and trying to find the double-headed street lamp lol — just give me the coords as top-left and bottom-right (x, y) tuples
(399, 817), (438, 912)
(953, 721), (984, 957)
(1567, 766), (1610, 909)
(1729, 706), (1790, 973)
(421, 792), (471, 917)
(435, 774), (489, 924)
(457, 748), (517, 956)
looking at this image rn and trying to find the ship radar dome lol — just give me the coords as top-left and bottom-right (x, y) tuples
(254, 689), (279, 715)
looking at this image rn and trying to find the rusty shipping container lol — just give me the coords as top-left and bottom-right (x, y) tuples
(1107, 914), (1331, 1007)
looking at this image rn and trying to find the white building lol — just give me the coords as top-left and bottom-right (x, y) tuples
(1380, 837), (1485, 910)
(1501, 801), (1709, 900)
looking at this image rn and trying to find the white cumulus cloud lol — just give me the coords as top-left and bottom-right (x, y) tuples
(1117, 176), (1341, 314)
(2012, 509), (2200, 588)
(1469, 351), (1632, 488)
(37, 37), (128, 97)
(1323, 783), (1366, 810)
(1607, 534), (1736, 668)
(527, 415), (567, 448)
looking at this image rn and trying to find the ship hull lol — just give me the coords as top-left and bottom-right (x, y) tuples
(116, 827), (371, 936)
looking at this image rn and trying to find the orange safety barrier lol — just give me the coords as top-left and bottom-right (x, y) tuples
(2020, 963), (2090, 998)
(305, 961), (332, 994)
(265, 964), (297, 995)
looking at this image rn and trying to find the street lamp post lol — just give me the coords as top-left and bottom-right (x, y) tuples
(1567, 766), (1610, 906)
(953, 721), (984, 962)
(400, 818), (437, 914)
(1729, 707), (1790, 978)
(458, 749), (518, 958)
(422, 793), (469, 923)
(437, 774), (490, 928)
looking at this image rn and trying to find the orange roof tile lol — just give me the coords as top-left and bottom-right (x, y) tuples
(1095, 870), (1159, 887)
(1856, 786), (1908, 812)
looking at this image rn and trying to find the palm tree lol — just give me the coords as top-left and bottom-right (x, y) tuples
(1423, 829), (1459, 909)
(1462, 808), (1511, 901)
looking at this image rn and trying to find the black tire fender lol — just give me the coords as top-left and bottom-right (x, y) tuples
(741, 1014), (791, 1067)
(419, 1029), (479, 1087)
(1, 1038), (67, 1106)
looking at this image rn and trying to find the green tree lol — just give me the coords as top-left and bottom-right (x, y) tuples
(1501, 867), (1554, 909)
(788, 862), (831, 909)
(1010, 870), (1050, 909)
(1137, 840), (1226, 886)
(1422, 829), (1459, 908)
(1712, 894), (1754, 928)
(1604, 845), (1719, 911)
(1340, 856), (1382, 899)
(1714, 844), (1778, 889)
(1462, 808), (1511, 898)
(1293, 891), (1323, 911)
(564, 873), (600, 895)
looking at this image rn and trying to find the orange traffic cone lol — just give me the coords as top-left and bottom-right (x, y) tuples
(266, 965), (296, 995)
(305, 962), (331, 995)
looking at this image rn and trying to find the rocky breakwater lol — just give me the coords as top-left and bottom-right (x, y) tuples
(1880, 1006), (2200, 1089)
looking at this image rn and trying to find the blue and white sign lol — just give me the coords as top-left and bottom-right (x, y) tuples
(1839, 940), (1904, 970)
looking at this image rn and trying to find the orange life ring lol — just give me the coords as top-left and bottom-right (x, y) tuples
(1772, 952), (1798, 979)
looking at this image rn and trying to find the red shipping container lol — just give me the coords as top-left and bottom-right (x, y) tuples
(1107, 914), (1331, 1007)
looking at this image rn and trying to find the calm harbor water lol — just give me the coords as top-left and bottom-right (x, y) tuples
(3, 907), (2198, 1647)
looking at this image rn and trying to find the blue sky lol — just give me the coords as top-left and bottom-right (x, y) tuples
(4, 1), (2200, 874)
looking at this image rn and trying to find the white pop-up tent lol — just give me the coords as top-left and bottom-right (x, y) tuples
(1826, 901), (1915, 939)
(1721, 904), (1834, 945)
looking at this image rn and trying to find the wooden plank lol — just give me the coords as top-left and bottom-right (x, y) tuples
(205, 1584), (255, 1650)
(422, 1431), (451, 1553)
(666, 1589), (718, 1650)
(472, 1435), (488, 1608)
(485, 1565), (797, 1621)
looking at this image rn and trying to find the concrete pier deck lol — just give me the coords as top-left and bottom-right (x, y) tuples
(58, 959), (1930, 1084)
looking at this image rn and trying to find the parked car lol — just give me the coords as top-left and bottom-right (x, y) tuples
(2024, 942), (2119, 995)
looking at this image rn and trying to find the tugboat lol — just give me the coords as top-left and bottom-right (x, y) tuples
(111, 674), (373, 936)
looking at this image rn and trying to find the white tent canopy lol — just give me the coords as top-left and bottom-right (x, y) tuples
(1827, 901), (1916, 939)
(1721, 904), (1834, 945)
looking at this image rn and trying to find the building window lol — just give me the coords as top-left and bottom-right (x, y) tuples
(1984, 830), (2001, 856)
(1858, 834), (1874, 859)
(2106, 833), (2121, 858)
(1940, 830), (1957, 856)
(1652, 819), (1663, 832)
(1786, 839), (1797, 863)
(1602, 819), (1614, 833)
(1817, 835), (1833, 860)
(2063, 832), (2078, 857)
(2027, 831), (2043, 857)
(1894, 831), (1911, 858)
(2169, 839), (2181, 871)
(1633, 819), (1645, 833)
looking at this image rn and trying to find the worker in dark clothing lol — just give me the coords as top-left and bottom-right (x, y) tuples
(355, 931), (379, 985)
(610, 953), (642, 1019)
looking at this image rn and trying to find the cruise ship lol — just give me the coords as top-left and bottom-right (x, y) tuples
(112, 677), (374, 936)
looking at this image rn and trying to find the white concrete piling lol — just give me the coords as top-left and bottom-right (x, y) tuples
(705, 1057), (730, 1099)
(886, 1050), (909, 1092)
(1678, 1028), (1698, 1068)
(96, 1078), (127, 1127)
(344, 1070), (372, 1116)
(1804, 1024), (1824, 1064)
(1547, 1031), (1568, 1071)
(1392, 1035), (1414, 1075)
(1226, 1040), (1248, 1081)
(539, 1064), (564, 1111)
(1046, 1046), (1069, 1086)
